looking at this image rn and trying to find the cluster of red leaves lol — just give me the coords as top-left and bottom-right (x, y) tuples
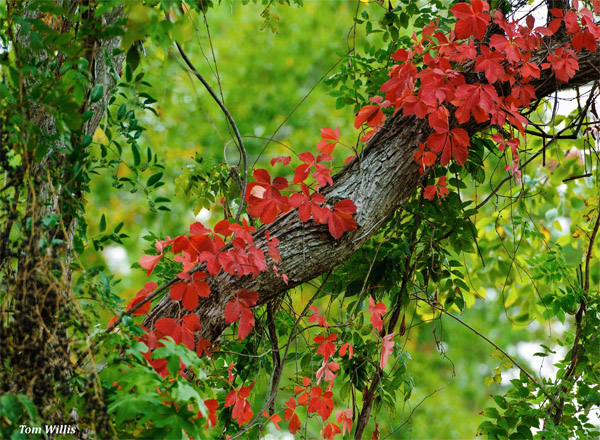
(423, 176), (450, 202)
(224, 289), (259, 341)
(126, 121), (361, 426)
(246, 165), (357, 239)
(122, 119), (361, 431)
(123, 219), (285, 391)
(355, 0), (600, 200)
(225, 382), (255, 427)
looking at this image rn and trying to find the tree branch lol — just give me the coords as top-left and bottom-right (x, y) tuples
(144, 32), (600, 349)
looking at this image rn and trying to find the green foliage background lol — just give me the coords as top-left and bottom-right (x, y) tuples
(2, 0), (599, 438)
(79, 2), (597, 438)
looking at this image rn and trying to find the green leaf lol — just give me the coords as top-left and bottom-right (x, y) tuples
(127, 43), (141, 72)
(90, 84), (104, 103)
(167, 355), (180, 377)
(117, 103), (127, 120)
(147, 172), (163, 187)
(99, 214), (106, 233)
(131, 144), (141, 166)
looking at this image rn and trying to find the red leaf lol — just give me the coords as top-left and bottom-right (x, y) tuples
(308, 386), (335, 420)
(339, 342), (354, 359)
(190, 222), (210, 235)
(450, 0), (491, 41)
(336, 409), (353, 436)
(354, 104), (385, 129)
(317, 126), (340, 154)
(125, 282), (158, 316)
(265, 230), (281, 263)
(426, 128), (470, 167)
(294, 377), (312, 406)
(372, 423), (380, 440)
(263, 411), (282, 430)
(424, 176), (450, 201)
(181, 314), (201, 350)
(564, 11), (580, 34)
(368, 296), (386, 333)
(380, 333), (395, 369)
(154, 317), (180, 344)
(203, 399), (219, 428)
(247, 170), (289, 223)
(308, 305), (329, 328)
(270, 156), (291, 167)
(315, 333), (338, 359)
(452, 83), (498, 124)
(312, 163), (333, 189)
(475, 46), (506, 83)
(170, 271), (210, 311)
(214, 219), (233, 237)
(316, 360), (340, 383)
(224, 289), (259, 341)
(549, 8), (564, 18)
(284, 398), (302, 434)
(414, 143), (438, 173)
(428, 107), (449, 133)
(545, 47), (579, 83)
(293, 163), (312, 185)
(327, 199), (358, 240)
(321, 422), (342, 440)
(224, 384), (254, 427)
(196, 337), (212, 358)
(139, 254), (162, 276)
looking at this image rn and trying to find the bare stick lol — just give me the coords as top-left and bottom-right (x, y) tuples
(413, 294), (538, 385)
(175, 41), (248, 223)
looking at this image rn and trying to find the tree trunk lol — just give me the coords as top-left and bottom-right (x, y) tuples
(0, 1), (125, 431)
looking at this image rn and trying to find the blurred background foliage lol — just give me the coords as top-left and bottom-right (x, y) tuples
(76, 0), (599, 438)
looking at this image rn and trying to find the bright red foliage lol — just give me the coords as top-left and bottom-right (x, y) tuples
(321, 422), (342, 440)
(424, 176), (450, 201)
(308, 386), (335, 420)
(336, 408), (353, 436)
(170, 271), (210, 311)
(317, 126), (341, 154)
(153, 314), (201, 351)
(368, 296), (386, 333)
(246, 168), (289, 224)
(284, 398), (302, 434)
(224, 383), (255, 427)
(127, 1), (600, 435)
(224, 289), (259, 341)
(203, 399), (219, 428)
(327, 199), (358, 239)
(450, 0), (491, 40)
(380, 333), (395, 369)
(139, 253), (162, 276)
(315, 333), (338, 360)
(125, 282), (157, 316)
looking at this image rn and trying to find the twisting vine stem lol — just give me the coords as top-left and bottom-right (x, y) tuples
(175, 41), (248, 223)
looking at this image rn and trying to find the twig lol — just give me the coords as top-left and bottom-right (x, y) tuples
(413, 294), (539, 386)
(354, 366), (382, 439)
(227, 271), (333, 440)
(386, 194), (423, 335)
(251, 52), (349, 168)
(175, 41), (248, 223)
(265, 301), (281, 416)
(562, 173), (592, 183)
(549, 196), (600, 425)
